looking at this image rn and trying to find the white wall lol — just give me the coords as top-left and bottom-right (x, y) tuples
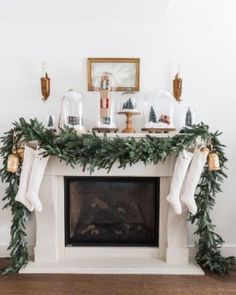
(0, 0), (236, 256)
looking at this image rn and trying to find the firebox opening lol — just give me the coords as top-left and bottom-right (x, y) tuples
(65, 176), (159, 247)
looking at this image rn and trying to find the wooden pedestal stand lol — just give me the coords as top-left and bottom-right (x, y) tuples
(118, 111), (141, 133)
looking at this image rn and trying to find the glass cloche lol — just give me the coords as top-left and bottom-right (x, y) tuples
(118, 89), (139, 112)
(144, 88), (175, 129)
(94, 72), (117, 128)
(59, 89), (85, 131)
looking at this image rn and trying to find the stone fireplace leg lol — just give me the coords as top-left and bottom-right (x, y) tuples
(34, 175), (59, 263)
(166, 206), (189, 264)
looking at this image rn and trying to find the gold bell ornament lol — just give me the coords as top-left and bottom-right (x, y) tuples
(208, 152), (220, 171)
(7, 151), (20, 173)
(6, 131), (23, 173)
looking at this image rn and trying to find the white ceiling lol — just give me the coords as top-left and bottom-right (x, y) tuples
(0, 0), (170, 22)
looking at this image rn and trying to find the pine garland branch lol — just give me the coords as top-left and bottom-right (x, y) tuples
(188, 128), (236, 275)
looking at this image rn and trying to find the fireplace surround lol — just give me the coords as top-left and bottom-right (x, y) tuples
(20, 146), (204, 275)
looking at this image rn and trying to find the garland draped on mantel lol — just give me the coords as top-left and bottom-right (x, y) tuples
(0, 118), (235, 275)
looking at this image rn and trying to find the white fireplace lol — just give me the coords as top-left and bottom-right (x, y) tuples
(20, 153), (204, 275)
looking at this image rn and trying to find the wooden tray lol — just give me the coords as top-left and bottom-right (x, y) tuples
(141, 128), (176, 134)
(92, 128), (119, 133)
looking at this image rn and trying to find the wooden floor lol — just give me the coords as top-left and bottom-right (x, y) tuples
(0, 259), (236, 295)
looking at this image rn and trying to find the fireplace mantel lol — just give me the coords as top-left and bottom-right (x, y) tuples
(20, 154), (204, 275)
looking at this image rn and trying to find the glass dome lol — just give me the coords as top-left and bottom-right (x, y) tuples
(144, 88), (175, 129)
(94, 72), (117, 128)
(118, 89), (139, 113)
(59, 89), (85, 131)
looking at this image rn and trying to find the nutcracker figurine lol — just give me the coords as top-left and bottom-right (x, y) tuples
(100, 74), (111, 126)
(93, 72), (118, 132)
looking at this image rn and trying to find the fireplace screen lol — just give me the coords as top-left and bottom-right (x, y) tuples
(65, 177), (159, 246)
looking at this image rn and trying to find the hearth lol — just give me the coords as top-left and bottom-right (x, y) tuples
(64, 177), (159, 247)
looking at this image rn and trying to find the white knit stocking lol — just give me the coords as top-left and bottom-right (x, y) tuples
(15, 146), (35, 211)
(181, 148), (209, 215)
(25, 147), (50, 212)
(167, 150), (193, 215)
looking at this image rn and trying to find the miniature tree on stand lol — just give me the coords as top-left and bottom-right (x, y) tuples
(148, 106), (157, 123)
(127, 98), (134, 109)
(122, 98), (134, 110)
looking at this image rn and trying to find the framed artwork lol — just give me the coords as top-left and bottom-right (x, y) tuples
(87, 58), (140, 91)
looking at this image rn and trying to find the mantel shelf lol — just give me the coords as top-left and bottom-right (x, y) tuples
(80, 131), (179, 138)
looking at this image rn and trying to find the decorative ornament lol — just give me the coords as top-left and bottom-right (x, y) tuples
(46, 113), (56, 131)
(17, 146), (25, 161)
(59, 89), (85, 131)
(208, 152), (220, 171)
(159, 114), (170, 125)
(41, 62), (50, 102)
(185, 107), (192, 126)
(7, 132), (20, 173)
(206, 142), (220, 171)
(119, 89), (138, 113)
(93, 72), (118, 132)
(7, 151), (20, 173)
(149, 106), (157, 123)
(142, 88), (176, 133)
(173, 73), (182, 102)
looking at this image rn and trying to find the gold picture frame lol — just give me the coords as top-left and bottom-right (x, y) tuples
(87, 58), (140, 91)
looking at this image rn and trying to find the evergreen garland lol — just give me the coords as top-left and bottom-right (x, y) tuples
(0, 118), (235, 275)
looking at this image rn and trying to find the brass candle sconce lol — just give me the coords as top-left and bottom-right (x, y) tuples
(173, 73), (182, 102)
(41, 63), (50, 102)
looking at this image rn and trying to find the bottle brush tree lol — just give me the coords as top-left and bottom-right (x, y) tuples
(148, 106), (157, 123)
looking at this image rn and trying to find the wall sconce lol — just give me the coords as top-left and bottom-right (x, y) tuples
(173, 64), (182, 102)
(173, 73), (182, 102)
(41, 62), (50, 102)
